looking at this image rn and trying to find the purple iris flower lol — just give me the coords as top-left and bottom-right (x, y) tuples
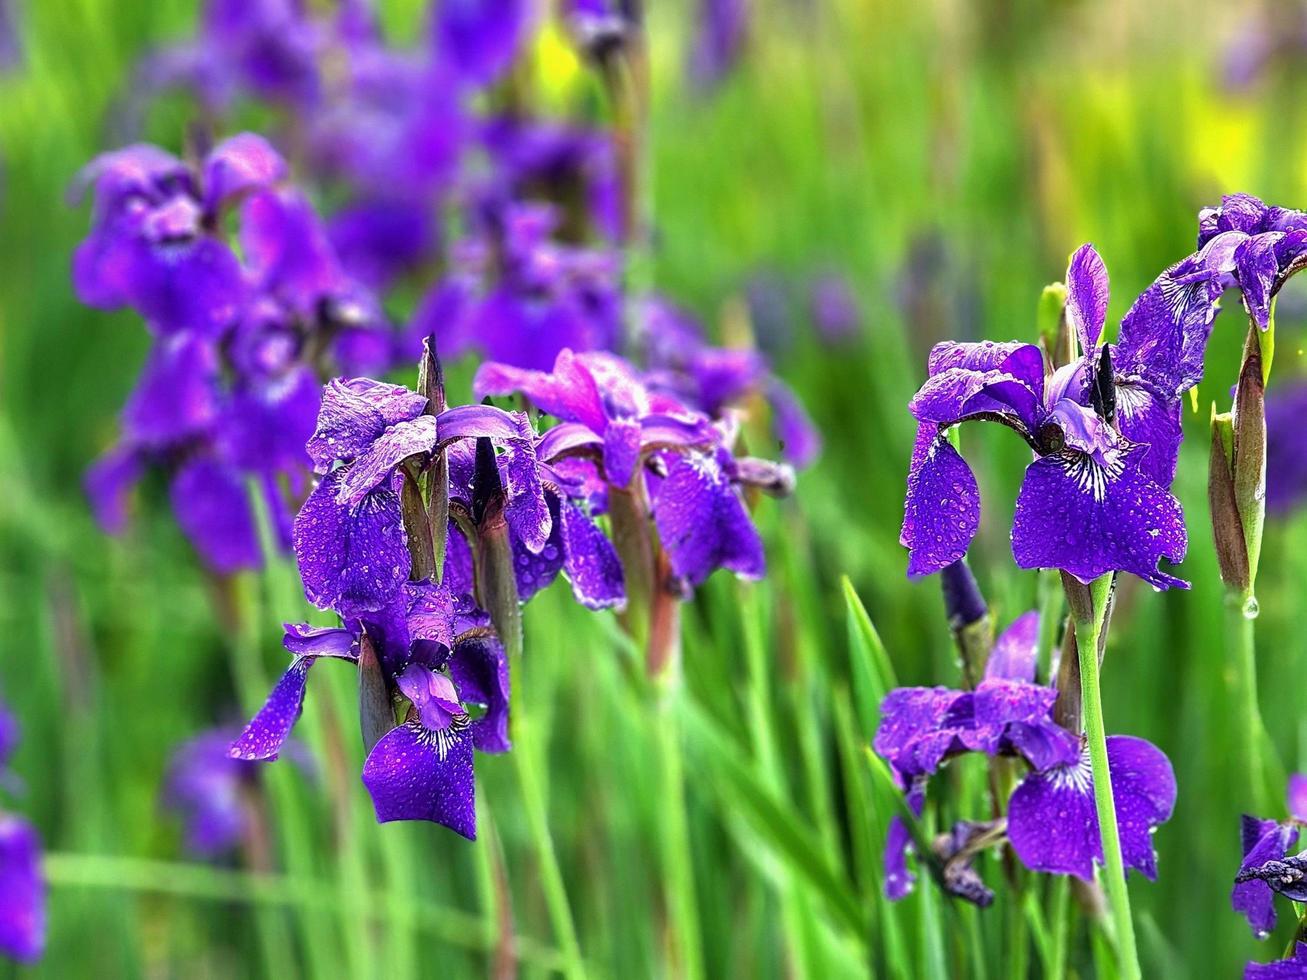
(808, 271), (861, 345)
(73, 133), (285, 335)
(1196, 194), (1307, 331)
(902, 243), (1189, 589)
(874, 611), (1176, 902)
(1247, 943), (1307, 979)
(0, 700), (45, 964)
(295, 375), (548, 620)
(1231, 774), (1307, 938)
(232, 583), (508, 838)
(443, 440), (625, 610)
(163, 727), (311, 859)
(476, 348), (788, 589)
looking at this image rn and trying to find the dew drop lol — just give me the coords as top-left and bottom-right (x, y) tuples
(1242, 595), (1260, 620)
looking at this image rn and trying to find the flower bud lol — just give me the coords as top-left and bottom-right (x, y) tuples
(1209, 408), (1250, 595)
(1232, 330), (1267, 590)
(471, 437), (523, 662)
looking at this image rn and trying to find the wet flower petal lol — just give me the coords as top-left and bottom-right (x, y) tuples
(559, 499), (625, 609)
(901, 425), (980, 578)
(653, 450), (764, 586)
(361, 721), (476, 837)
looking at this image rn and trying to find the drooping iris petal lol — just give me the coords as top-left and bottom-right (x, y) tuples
(132, 235), (247, 336)
(653, 450), (764, 586)
(1234, 233), (1282, 330)
(602, 416), (642, 488)
(873, 687), (968, 778)
(448, 636), (511, 754)
(1246, 942), (1307, 979)
(294, 469), (410, 617)
(335, 415), (439, 507)
(361, 722), (476, 837)
(0, 815), (45, 963)
(559, 499), (625, 609)
(985, 611), (1040, 682)
(230, 659), (313, 761)
(240, 188), (347, 313)
(502, 441), (552, 554)
(1007, 735), (1176, 882)
(884, 782), (925, 902)
(435, 0), (530, 87)
(1233, 817), (1298, 939)
(281, 622), (356, 657)
(169, 456), (261, 573)
(901, 425), (980, 578)
(1065, 243), (1110, 353)
(474, 349), (608, 434)
(1011, 445), (1188, 590)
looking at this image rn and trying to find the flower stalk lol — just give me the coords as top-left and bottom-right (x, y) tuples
(1072, 572), (1141, 980)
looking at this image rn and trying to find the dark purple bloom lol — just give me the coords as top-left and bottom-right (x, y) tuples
(164, 727), (311, 859)
(875, 611), (1176, 899)
(1248, 943), (1307, 979)
(0, 815), (44, 963)
(1231, 773), (1307, 938)
(1266, 382), (1307, 514)
(902, 244), (1188, 589)
(1196, 195), (1307, 331)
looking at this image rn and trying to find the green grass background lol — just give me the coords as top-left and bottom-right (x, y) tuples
(2, 0), (1306, 976)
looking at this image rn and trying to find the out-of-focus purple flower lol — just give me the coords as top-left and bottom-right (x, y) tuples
(164, 727), (311, 859)
(903, 244), (1189, 588)
(1247, 942), (1307, 979)
(433, 0), (532, 88)
(639, 297), (821, 468)
(0, 697), (45, 964)
(689, 0), (748, 88)
(73, 134), (285, 335)
(233, 583), (509, 838)
(1266, 382), (1307, 514)
(1231, 774), (1307, 938)
(0, 0), (22, 73)
(0, 815), (44, 963)
(875, 611), (1176, 902)
(1222, 7), (1307, 93)
(809, 271), (860, 344)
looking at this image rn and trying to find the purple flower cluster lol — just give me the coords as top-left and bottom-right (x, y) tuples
(0, 698), (45, 963)
(874, 613), (1176, 903)
(79, 134), (396, 572)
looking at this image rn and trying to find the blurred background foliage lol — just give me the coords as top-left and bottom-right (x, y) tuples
(2, 0), (1307, 976)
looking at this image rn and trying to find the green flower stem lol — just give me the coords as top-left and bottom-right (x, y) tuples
(1073, 574), (1140, 980)
(507, 654), (587, 980)
(1227, 590), (1274, 814)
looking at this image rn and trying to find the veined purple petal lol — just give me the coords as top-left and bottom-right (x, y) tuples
(1065, 243), (1110, 353)
(901, 425), (980, 578)
(1235, 232), (1283, 330)
(1008, 735), (1176, 881)
(503, 441), (552, 554)
(335, 415), (439, 506)
(361, 721), (476, 837)
(306, 378), (393, 471)
(965, 679), (1058, 755)
(294, 469), (410, 617)
(407, 581), (457, 649)
(170, 457), (262, 573)
(1234, 817), (1297, 938)
(653, 450), (764, 586)
(559, 498), (624, 609)
(1113, 375), (1182, 487)
(473, 349), (607, 433)
(927, 340), (1039, 377)
(873, 687), (966, 777)
(0, 815), (45, 963)
(1011, 446), (1188, 590)
(985, 611), (1040, 682)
